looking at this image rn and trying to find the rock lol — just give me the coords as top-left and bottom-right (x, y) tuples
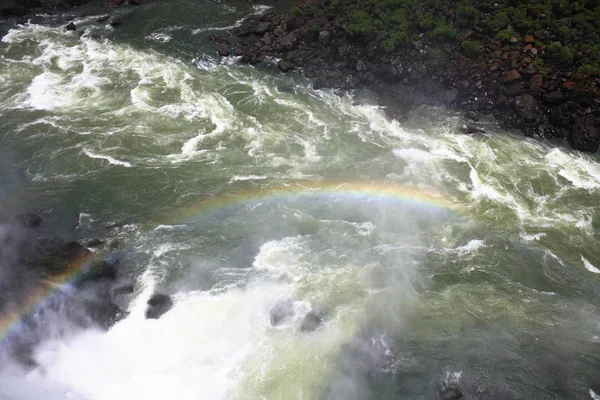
(443, 88), (459, 103)
(439, 387), (463, 400)
(562, 81), (576, 91)
(278, 59), (294, 72)
(465, 111), (480, 122)
(145, 293), (173, 319)
(16, 214), (42, 228)
(269, 299), (294, 326)
(109, 18), (121, 27)
(218, 44), (230, 57)
(514, 93), (538, 120)
(1, 7), (27, 17)
(65, 22), (76, 31)
(279, 32), (298, 51)
(542, 91), (566, 105)
(253, 21), (272, 35)
(97, 15), (110, 23)
(57, 241), (92, 266)
(529, 74), (543, 89)
(78, 258), (118, 284)
(506, 83), (525, 97)
(83, 238), (104, 247)
(505, 69), (522, 83)
(571, 116), (600, 152)
(524, 35), (535, 44)
(29, 16), (46, 24)
(461, 123), (486, 134)
(113, 284), (134, 296)
(299, 311), (322, 332)
(319, 30), (330, 43)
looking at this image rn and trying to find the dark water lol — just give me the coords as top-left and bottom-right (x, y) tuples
(0, 1), (599, 399)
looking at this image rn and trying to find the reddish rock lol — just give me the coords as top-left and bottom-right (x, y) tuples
(530, 47), (538, 56)
(563, 81), (576, 91)
(522, 57), (532, 65)
(530, 74), (543, 88)
(505, 69), (522, 83)
(510, 37), (518, 44)
(524, 35), (535, 44)
(523, 44), (532, 51)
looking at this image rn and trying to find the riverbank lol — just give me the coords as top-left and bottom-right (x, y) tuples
(214, 0), (600, 152)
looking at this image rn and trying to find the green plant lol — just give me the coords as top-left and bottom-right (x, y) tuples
(457, 5), (478, 21)
(580, 64), (600, 76)
(291, 6), (302, 17)
(429, 23), (457, 40)
(545, 42), (573, 66)
(532, 58), (550, 76)
(460, 40), (481, 55)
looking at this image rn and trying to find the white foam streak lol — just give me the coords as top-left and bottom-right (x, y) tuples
(582, 256), (600, 274)
(83, 149), (133, 167)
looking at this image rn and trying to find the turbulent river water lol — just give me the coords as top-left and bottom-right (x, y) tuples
(1, 1), (600, 399)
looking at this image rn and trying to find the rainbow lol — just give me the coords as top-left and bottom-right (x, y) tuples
(169, 180), (456, 224)
(0, 180), (454, 346)
(0, 252), (94, 345)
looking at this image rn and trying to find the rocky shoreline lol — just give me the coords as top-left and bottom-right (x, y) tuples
(212, 5), (600, 153)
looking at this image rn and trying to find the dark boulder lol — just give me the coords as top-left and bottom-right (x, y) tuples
(16, 213), (42, 228)
(542, 91), (566, 105)
(253, 21), (272, 35)
(145, 293), (173, 319)
(1, 7), (27, 17)
(570, 116), (600, 152)
(439, 387), (463, 400)
(514, 94), (538, 121)
(269, 299), (294, 326)
(97, 15), (110, 23)
(65, 22), (76, 31)
(113, 284), (134, 296)
(278, 59), (294, 72)
(461, 123), (486, 134)
(299, 311), (322, 332)
(83, 238), (104, 247)
(218, 44), (230, 57)
(78, 258), (118, 284)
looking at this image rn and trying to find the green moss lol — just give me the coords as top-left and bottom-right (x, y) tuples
(291, 6), (303, 17)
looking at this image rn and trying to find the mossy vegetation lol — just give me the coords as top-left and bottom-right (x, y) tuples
(294, 0), (600, 75)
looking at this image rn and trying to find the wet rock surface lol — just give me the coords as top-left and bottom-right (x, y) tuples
(299, 311), (322, 332)
(215, 9), (600, 153)
(269, 299), (294, 326)
(145, 293), (173, 319)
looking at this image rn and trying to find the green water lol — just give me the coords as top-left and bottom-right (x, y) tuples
(0, 1), (599, 399)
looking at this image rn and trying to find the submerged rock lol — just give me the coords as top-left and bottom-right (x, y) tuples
(16, 213), (42, 228)
(299, 311), (322, 332)
(145, 293), (173, 319)
(113, 284), (134, 296)
(269, 299), (294, 326)
(461, 123), (486, 134)
(278, 59), (294, 72)
(78, 258), (119, 284)
(439, 387), (463, 400)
